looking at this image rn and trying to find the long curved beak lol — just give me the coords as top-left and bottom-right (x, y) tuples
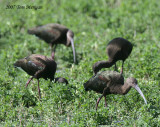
(70, 38), (76, 64)
(134, 85), (147, 104)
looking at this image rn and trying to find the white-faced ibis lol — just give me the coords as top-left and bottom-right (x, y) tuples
(14, 54), (57, 99)
(84, 71), (147, 110)
(93, 37), (133, 74)
(55, 77), (68, 85)
(28, 23), (76, 63)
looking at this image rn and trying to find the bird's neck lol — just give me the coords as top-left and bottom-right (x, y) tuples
(99, 60), (115, 68)
(121, 82), (132, 95)
(93, 59), (116, 74)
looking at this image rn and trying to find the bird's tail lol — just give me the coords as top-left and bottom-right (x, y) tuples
(83, 81), (91, 91)
(27, 28), (37, 35)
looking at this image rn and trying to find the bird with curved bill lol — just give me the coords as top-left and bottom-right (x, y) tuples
(28, 23), (76, 63)
(84, 71), (147, 110)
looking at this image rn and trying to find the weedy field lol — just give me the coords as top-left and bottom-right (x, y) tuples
(0, 0), (160, 126)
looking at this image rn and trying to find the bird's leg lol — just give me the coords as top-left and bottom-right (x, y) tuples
(96, 95), (103, 110)
(50, 43), (54, 59)
(104, 95), (107, 107)
(25, 76), (34, 88)
(53, 44), (57, 55)
(120, 61), (124, 74)
(103, 87), (109, 108)
(114, 63), (118, 72)
(37, 79), (41, 99)
(51, 44), (57, 60)
(33, 68), (45, 99)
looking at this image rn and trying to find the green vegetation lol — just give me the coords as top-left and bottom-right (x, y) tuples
(0, 0), (160, 126)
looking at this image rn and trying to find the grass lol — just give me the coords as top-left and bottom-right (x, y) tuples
(0, 0), (160, 126)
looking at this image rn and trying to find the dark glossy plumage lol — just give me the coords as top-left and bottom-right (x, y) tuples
(93, 37), (133, 74)
(28, 23), (76, 63)
(84, 71), (147, 110)
(14, 54), (57, 99)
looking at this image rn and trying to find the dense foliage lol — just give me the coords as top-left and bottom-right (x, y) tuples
(0, 0), (160, 126)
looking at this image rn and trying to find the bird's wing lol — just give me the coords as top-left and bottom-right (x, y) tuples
(98, 75), (112, 87)
(98, 72), (124, 87)
(26, 59), (48, 79)
(98, 75), (110, 82)
(27, 60), (44, 71)
(107, 44), (121, 60)
(29, 24), (62, 43)
(45, 25), (62, 42)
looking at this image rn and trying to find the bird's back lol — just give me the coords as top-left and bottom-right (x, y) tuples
(28, 24), (68, 44)
(84, 71), (124, 94)
(106, 37), (133, 61)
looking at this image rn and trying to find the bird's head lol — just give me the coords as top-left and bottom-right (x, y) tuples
(66, 30), (76, 64)
(66, 30), (74, 46)
(92, 61), (102, 75)
(126, 77), (147, 104)
(126, 77), (138, 87)
(55, 77), (68, 85)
